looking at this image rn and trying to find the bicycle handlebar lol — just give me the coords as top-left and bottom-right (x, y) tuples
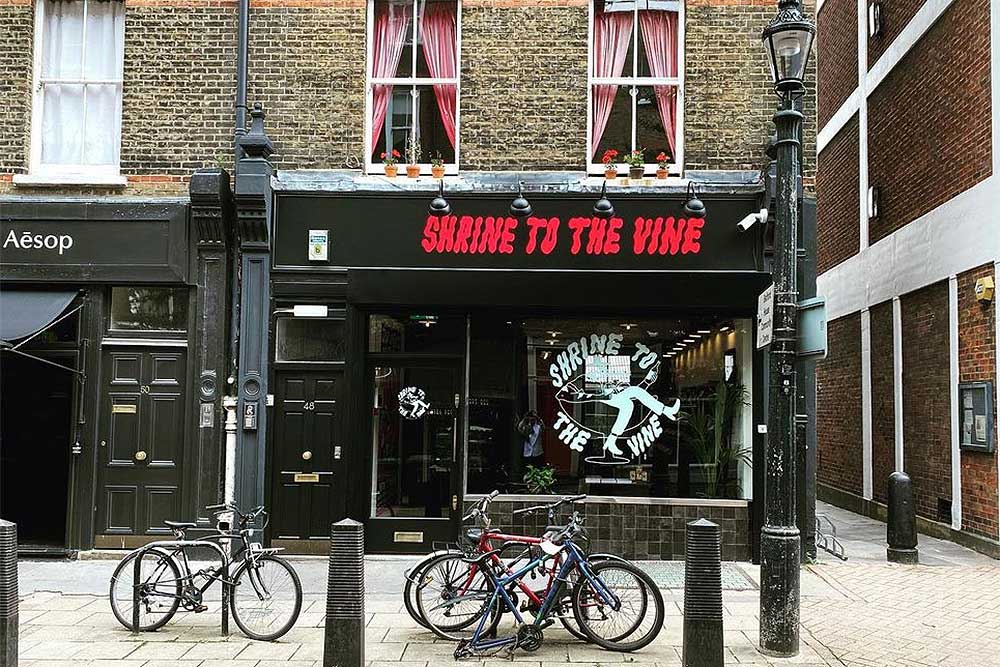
(511, 494), (587, 517)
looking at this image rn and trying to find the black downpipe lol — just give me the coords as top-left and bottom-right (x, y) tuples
(234, 0), (249, 173)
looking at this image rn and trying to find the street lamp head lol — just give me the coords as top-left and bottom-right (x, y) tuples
(510, 181), (532, 218)
(762, 0), (815, 93)
(683, 182), (706, 218)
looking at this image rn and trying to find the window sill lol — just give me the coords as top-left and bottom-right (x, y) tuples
(13, 173), (128, 188)
(582, 175), (688, 187)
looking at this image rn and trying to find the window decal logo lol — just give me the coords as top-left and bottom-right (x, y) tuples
(398, 386), (430, 420)
(549, 333), (680, 465)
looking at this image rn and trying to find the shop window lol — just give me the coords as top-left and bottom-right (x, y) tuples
(368, 313), (465, 355)
(25, 0), (125, 183)
(367, 0), (460, 175)
(589, 0), (683, 176)
(465, 316), (749, 500)
(275, 318), (346, 362)
(109, 287), (188, 332)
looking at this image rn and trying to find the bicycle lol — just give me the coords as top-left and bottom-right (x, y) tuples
(108, 503), (303, 641)
(447, 510), (664, 658)
(409, 493), (635, 643)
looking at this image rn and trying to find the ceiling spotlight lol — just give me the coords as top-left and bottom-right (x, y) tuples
(684, 337), (696, 343)
(697, 329), (711, 334)
(672, 346), (684, 351)
(690, 333), (702, 339)
(429, 181), (451, 216)
(510, 180), (532, 218)
(593, 182), (615, 219)
(546, 330), (563, 337)
(621, 323), (636, 330)
(683, 182), (706, 218)
(647, 331), (659, 337)
(720, 325), (732, 332)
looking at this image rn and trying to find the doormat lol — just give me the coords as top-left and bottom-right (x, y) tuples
(635, 561), (758, 590)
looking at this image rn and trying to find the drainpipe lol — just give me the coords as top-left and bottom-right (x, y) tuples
(234, 0), (250, 173)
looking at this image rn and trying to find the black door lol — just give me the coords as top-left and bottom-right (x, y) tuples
(0, 352), (74, 549)
(270, 371), (346, 552)
(96, 346), (186, 545)
(367, 358), (463, 552)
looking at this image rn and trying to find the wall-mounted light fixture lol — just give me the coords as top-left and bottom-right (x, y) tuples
(593, 182), (615, 219)
(510, 181), (532, 218)
(868, 0), (883, 37)
(867, 185), (880, 220)
(429, 181), (451, 216)
(684, 182), (706, 218)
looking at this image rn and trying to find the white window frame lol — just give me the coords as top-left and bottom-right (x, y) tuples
(364, 0), (462, 176)
(18, 0), (126, 186)
(586, 0), (685, 176)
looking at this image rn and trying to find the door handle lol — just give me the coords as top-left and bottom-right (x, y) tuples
(135, 450), (147, 462)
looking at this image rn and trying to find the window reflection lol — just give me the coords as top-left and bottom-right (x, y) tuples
(109, 287), (187, 332)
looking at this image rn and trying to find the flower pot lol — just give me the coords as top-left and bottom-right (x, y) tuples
(604, 168), (618, 180)
(656, 167), (668, 180)
(384, 164), (398, 178)
(629, 166), (645, 180)
(431, 165), (445, 179)
(406, 164), (420, 179)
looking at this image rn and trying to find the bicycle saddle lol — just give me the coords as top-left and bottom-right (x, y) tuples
(163, 520), (197, 529)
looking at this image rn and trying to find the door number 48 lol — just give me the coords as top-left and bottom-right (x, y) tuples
(303, 401), (315, 411)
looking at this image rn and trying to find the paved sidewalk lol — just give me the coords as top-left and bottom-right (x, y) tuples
(13, 503), (1000, 666)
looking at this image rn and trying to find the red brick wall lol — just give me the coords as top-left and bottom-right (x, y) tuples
(958, 263), (998, 540)
(866, 0), (923, 68)
(901, 281), (952, 522)
(866, 0), (992, 245)
(818, 313), (864, 496)
(870, 300), (896, 504)
(816, 114), (859, 274)
(817, 0), (858, 127)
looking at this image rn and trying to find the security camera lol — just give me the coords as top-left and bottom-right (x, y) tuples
(737, 208), (768, 232)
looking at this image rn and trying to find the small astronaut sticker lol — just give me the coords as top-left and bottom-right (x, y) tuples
(398, 386), (430, 420)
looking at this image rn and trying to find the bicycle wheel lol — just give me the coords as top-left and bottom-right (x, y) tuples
(572, 560), (664, 652)
(404, 550), (460, 628)
(230, 554), (303, 641)
(415, 552), (501, 641)
(109, 548), (182, 632)
(557, 554), (632, 642)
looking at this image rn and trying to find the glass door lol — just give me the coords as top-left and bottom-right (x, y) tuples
(367, 359), (463, 552)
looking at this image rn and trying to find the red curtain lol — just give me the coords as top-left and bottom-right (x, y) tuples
(639, 10), (679, 158)
(419, 3), (457, 148)
(591, 8), (633, 158)
(370, 3), (412, 154)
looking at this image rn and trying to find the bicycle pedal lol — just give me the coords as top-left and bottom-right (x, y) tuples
(192, 604), (209, 613)
(539, 618), (554, 629)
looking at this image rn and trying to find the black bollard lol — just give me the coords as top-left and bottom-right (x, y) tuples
(682, 518), (724, 667)
(887, 471), (918, 564)
(0, 520), (18, 667)
(324, 519), (365, 667)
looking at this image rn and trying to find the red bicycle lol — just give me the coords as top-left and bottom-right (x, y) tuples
(405, 492), (627, 641)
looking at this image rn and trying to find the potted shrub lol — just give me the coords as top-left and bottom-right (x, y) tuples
(624, 148), (645, 180)
(380, 148), (401, 177)
(523, 464), (556, 495)
(430, 152), (445, 179)
(655, 152), (670, 179)
(601, 149), (619, 179)
(405, 135), (421, 178)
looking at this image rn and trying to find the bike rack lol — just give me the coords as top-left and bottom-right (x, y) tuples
(130, 539), (232, 636)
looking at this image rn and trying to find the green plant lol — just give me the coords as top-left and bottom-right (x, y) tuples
(430, 151), (444, 168)
(682, 381), (750, 498)
(623, 148), (645, 168)
(523, 465), (556, 495)
(405, 134), (421, 165)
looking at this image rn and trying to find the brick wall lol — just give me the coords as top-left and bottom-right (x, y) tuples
(958, 263), (998, 540)
(1, 0), (816, 190)
(817, 0), (857, 128)
(870, 300), (896, 504)
(817, 312), (864, 496)
(866, 0), (923, 68)
(0, 3), (32, 177)
(816, 114), (859, 273)
(901, 281), (952, 523)
(867, 0), (991, 244)
(459, 3), (588, 171)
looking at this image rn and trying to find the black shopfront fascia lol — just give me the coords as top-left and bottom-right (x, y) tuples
(0, 196), (229, 552)
(269, 191), (770, 555)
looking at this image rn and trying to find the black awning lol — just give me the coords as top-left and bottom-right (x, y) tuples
(0, 290), (79, 343)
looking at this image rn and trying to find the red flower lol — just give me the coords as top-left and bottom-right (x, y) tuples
(391, 149), (401, 158)
(656, 152), (668, 162)
(380, 152), (387, 159)
(601, 149), (619, 165)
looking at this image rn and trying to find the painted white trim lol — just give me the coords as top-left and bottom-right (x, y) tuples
(817, 177), (1000, 321)
(861, 308), (874, 499)
(817, 0), (957, 155)
(893, 296), (904, 472)
(857, 0), (869, 252)
(993, 0), (1000, 173)
(994, 261), (1000, 541)
(949, 275), (962, 530)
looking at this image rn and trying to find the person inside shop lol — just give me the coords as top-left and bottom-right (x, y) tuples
(518, 410), (545, 468)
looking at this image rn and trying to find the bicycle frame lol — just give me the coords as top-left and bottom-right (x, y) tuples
(465, 539), (621, 652)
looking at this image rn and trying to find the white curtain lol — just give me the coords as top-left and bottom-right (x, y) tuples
(40, 0), (123, 167)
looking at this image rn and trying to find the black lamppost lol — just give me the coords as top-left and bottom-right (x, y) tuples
(759, 0), (814, 657)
